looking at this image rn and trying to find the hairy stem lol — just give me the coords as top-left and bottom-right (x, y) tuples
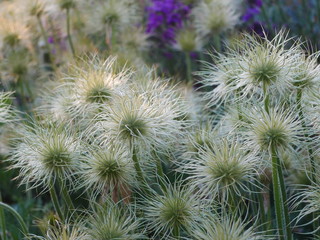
(49, 182), (64, 221)
(0, 193), (7, 240)
(185, 52), (192, 83)
(0, 201), (28, 237)
(66, 8), (75, 56)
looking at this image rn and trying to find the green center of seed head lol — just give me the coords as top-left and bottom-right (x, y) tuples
(261, 128), (288, 150)
(96, 159), (121, 179)
(4, 33), (20, 47)
(42, 149), (71, 172)
(161, 198), (190, 228)
(95, 225), (123, 240)
(120, 117), (147, 139)
(86, 86), (112, 103)
(251, 61), (280, 85)
(103, 12), (119, 25)
(210, 159), (243, 186)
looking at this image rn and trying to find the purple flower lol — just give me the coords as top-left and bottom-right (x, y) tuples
(242, 0), (263, 22)
(146, 0), (190, 44)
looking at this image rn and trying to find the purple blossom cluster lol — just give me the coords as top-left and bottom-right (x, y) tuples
(146, 0), (190, 44)
(242, 0), (263, 22)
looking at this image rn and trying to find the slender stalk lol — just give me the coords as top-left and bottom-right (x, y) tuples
(213, 34), (221, 53)
(0, 193), (7, 240)
(276, 157), (292, 240)
(131, 143), (151, 196)
(36, 16), (52, 62)
(185, 52), (192, 83)
(270, 146), (285, 240)
(57, 178), (75, 216)
(173, 225), (180, 240)
(66, 7), (75, 56)
(0, 202), (28, 237)
(263, 82), (270, 114)
(49, 183), (64, 221)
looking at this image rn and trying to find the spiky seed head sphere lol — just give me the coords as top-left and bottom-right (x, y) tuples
(9, 122), (82, 191)
(174, 26), (203, 52)
(192, 214), (267, 240)
(291, 51), (320, 92)
(84, 0), (138, 34)
(235, 32), (299, 99)
(0, 16), (32, 50)
(199, 31), (300, 107)
(192, 0), (240, 37)
(78, 145), (136, 199)
(144, 184), (199, 239)
(0, 92), (16, 124)
(32, 220), (89, 240)
(243, 106), (302, 154)
(198, 53), (242, 107)
(89, 89), (185, 155)
(87, 201), (144, 240)
(65, 55), (130, 117)
(183, 138), (259, 202)
(292, 178), (320, 233)
(185, 122), (217, 156)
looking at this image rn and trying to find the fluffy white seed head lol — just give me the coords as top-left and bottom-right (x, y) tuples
(192, 0), (240, 37)
(77, 144), (136, 200)
(0, 92), (16, 124)
(9, 122), (82, 191)
(144, 183), (199, 239)
(183, 137), (260, 203)
(192, 213), (267, 240)
(242, 106), (302, 154)
(86, 201), (144, 240)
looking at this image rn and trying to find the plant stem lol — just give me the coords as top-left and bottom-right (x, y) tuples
(0, 193), (7, 240)
(276, 156), (292, 240)
(0, 201), (28, 237)
(173, 225), (180, 239)
(213, 34), (221, 53)
(131, 143), (151, 196)
(49, 182), (64, 221)
(66, 7), (75, 56)
(271, 146), (285, 239)
(36, 16), (54, 67)
(271, 145), (292, 240)
(185, 52), (192, 83)
(57, 178), (75, 217)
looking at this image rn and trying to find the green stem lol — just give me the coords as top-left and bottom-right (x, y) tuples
(271, 145), (291, 240)
(37, 16), (51, 58)
(57, 179), (75, 217)
(276, 157), (292, 240)
(173, 225), (180, 239)
(0, 201), (28, 237)
(49, 183), (64, 221)
(185, 52), (192, 83)
(0, 193), (7, 240)
(66, 8), (75, 56)
(131, 144), (151, 196)
(213, 34), (221, 53)
(271, 147), (285, 240)
(263, 82), (269, 114)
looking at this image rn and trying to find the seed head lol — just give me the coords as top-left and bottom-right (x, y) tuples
(78, 145), (136, 200)
(86, 201), (144, 240)
(183, 138), (259, 202)
(144, 183), (199, 239)
(243, 106), (301, 153)
(192, 0), (240, 37)
(9, 122), (82, 191)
